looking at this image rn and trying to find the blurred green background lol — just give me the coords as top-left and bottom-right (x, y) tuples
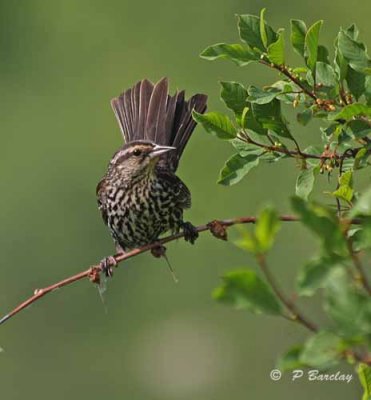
(0, 0), (370, 399)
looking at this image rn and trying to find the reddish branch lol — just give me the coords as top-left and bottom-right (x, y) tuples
(0, 215), (299, 326)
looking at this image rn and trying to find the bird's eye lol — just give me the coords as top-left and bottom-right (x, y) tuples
(133, 149), (142, 157)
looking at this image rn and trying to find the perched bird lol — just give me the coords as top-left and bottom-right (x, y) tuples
(97, 78), (207, 275)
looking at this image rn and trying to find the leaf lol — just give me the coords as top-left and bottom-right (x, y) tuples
(247, 85), (282, 104)
(252, 99), (293, 140)
(350, 185), (371, 217)
(255, 207), (281, 253)
(290, 19), (307, 57)
(357, 363), (371, 400)
(277, 345), (307, 371)
(218, 153), (260, 185)
(300, 331), (346, 369)
(220, 81), (248, 117)
(296, 166), (318, 200)
(213, 269), (283, 315)
(296, 256), (341, 296)
(324, 268), (371, 338)
(259, 8), (268, 48)
(291, 197), (348, 256)
(238, 14), (277, 51)
(192, 111), (236, 139)
(297, 108), (313, 126)
(338, 29), (370, 72)
(346, 66), (365, 100)
(200, 43), (259, 66)
(329, 103), (371, 121)
(332, 170), (354, 203)
(346, 120), (371, 139)
(305, 20), (323, 73)
(267, 29), (285, 65)
(316, 62), (337, 87)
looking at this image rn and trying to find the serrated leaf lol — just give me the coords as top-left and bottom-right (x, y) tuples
(218, 153), (260, 185)
(295, 166), (318, 200)
(329, 103), (371, 121)
(200, 43), (259, 66)
(193, 111), (236, 139)
(358, 363), (371, 400)
(290, 19), (307, 57)
(346, 66), (365, 100)
(338, 29), (371, 72)
(248, 85), (282, 104)
(255, 207), (280, 253)
(296, 256), (341, 296)
(220, 81), (248, 117)
(346, 120), (371, 139)
(324, 268), (371, 338)
(213, 269), (283, 315)
(267, 29), (285, 65)
(305, 20), (323, 73)
(300, 331), (346, 369)
(238, 14), (277, 51)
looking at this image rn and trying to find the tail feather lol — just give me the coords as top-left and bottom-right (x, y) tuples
(111, 78), (207, 171)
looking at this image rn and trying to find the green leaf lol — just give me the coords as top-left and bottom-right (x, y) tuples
(247, 85), (282, 104)
(346, 120), (371, 139)
(305, 20), (323, 73)
(332, 170), (354, 203)
(277, 345), (306, 371)
(200, 43), (259, 66)
(300, 331), (346, 369)
(357, 363), (371, 400)
(255, 207), (280, 253)
(338, 29), (370, 72)
(213, 269), (283, 315)
(316, 62), (337, 87)
(234, 226), (259, 253)
(252, 99), (293, 140)
(218, 153), (260, 185)
(346, 66), (365, 100)
(324, 268), (371, 337)
(238, 14), (277, 51)
(220, 81), (248, 117)
(231, 139), (262, 156)
(296, 255), (341, 296)
(193, 111), (237, 139)
(291, 197), (348, 256)
(296, 166), (318, 200)
(297, 108), (313, 126)
(259, 8), (268, 48)
(350, 185), (371, 217)
(290, 19), (307, 57)
(329, 103), (371, 121)
(267, 29), (285, 65)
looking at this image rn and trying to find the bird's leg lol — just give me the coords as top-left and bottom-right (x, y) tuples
(99, 256), (117, 278)
(181, 221), (199, 244)
(151, 243), (178, 283)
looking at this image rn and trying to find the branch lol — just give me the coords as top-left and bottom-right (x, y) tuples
(0, 215), (299, 326)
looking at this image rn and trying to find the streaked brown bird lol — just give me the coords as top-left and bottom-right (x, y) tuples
(97, 78), (207, 275)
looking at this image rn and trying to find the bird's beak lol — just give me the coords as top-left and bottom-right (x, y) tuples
(149, 144), (176, 159)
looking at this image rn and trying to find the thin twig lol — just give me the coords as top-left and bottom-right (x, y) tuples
(256, 254), (318, 332)
(0, 215), (299, 326)
(347, 240), (371, 295)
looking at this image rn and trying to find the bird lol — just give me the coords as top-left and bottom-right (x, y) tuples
(96, 77), (207, 276)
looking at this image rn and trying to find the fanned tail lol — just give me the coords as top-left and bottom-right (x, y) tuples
(111, 78), (207, 171)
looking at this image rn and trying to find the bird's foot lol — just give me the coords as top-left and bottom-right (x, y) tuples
(151, 242), (166, 258)
(99, 256), (117, 278)
(181, 221), (199, 244)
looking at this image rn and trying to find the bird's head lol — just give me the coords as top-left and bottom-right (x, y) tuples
(109, 140), (176, 179)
